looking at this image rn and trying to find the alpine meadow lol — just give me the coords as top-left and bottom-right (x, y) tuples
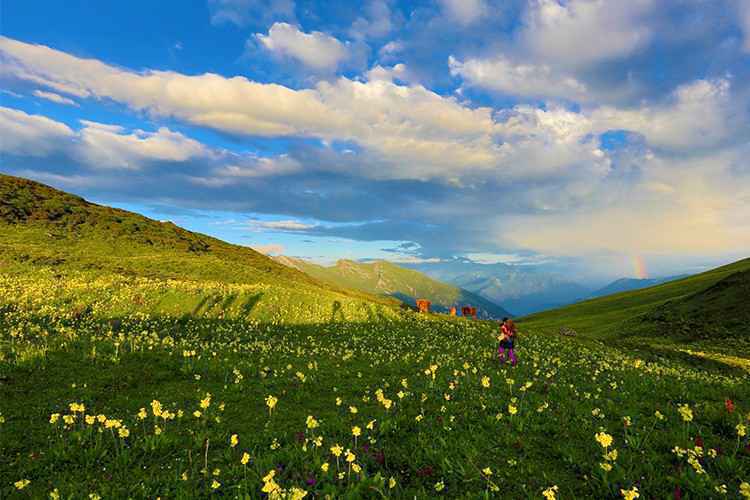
(1, 1), (750, 499)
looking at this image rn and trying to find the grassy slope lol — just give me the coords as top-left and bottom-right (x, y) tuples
(518, 257), (750, 362)
(275, 256), (511, 318)
(0, 174), (399, 319)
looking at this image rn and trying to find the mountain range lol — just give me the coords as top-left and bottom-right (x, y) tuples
(404, 260), (591, 316)
(273, 256), (512, 319)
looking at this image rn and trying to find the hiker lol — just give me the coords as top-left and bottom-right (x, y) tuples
(498, 317), (518, 366)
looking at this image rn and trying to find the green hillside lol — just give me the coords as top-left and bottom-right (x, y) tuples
(630, 268), (750, 342)
(519, 257), (750, 361)
(0, 174), (399, 322)
(274, 256), (512, 318)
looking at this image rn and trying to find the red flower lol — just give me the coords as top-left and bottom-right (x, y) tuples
(725, 399), (735, 413)
(694, 436), (704, 448)
(674, 485), (682, 500)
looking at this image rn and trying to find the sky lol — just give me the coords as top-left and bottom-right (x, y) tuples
(1, 0), (749, 283)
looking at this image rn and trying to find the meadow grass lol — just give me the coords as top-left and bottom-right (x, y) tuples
(1, 271), (749, 499)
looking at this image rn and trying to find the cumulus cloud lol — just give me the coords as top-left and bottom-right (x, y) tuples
(76, 121), (208, 169)
(438, 0), (486, 26)
(521, 0), (655, 66)
(0, 106), (74, 156)
(448, 54), (587, 101)
(590, 78), (742, 151)
(32, 89), (78, 106)
(255, 23), (350, 71)
(503, 147), (750, 256)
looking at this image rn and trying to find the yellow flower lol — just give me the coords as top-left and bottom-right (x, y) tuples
(508, 404), (518, 416)
(15, 479), (30, 490)
(212, 468), (220, 476)
(63, 415), (75, 425)
(151, 400), (162, 417)
(603, 449), (618, 462)
(118, 427), (130, 438)
(352, 463), (362, 473)
(211, 480), (220, 490)
(50, 413), (60, 424)
(228, 433), (239, 447)
(331, 444), (343, 457)
(193, 410), (201, 418)
(654, 411), (665, 421)
(435, 481), (445, 492)
(96, 415), (106, 423)
(69, 402), (85, 413)
(542, 486), (559, 500)
(740, 482), (750, 499)
(306, 415), (319, 429)
(481, 376), (491, 388)
(737, 424), (747, 437)
(366, 419), (376, 430)
(335, 397), (342, 406)
(241, 452), (250, 465)
(345, 450), (356, 463)
(352, 426), (361, 437)
(349, 406), (358, 414)
(389, 477), (397, 489)
(181, 472), (188, 481)
(137, 408), (148, 420)
(321, 462), (329, 472)
(595, 432), (613, 448)
(154, 426), (162, 435)
(199, 393), (211, 409)
(620, 486), (640, 500)
(288, 487), (308, 500)
(265, 395), (278, 410)
(600, 462), (613, 472)
(482, 467), (492, 476)
(50, 488), (60, 499)
(678, 404), (693, 422)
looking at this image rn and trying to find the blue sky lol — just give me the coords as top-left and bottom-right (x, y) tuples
(1, 0), (749, 282)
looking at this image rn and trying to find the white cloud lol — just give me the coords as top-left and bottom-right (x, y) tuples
(1, 36), (745, 197)
(208, 0), (294, 26)
(350, 0), (398, 40)
(0, 106), (74, 156)
(32, 89), (78, 106)
(256, 23), (349, 71)
(522, 0), (655, 66)
(590, 78), (741, 150)
(439, 0), (486, 26)
(365, 63), (412, 83)
(448, 54), (587, 101)
(76, 120), (208, 169)
(254, 219), (315, 230)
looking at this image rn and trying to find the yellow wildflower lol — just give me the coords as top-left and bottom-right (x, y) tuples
(542, 486), (559, 500)
(241, 452), (250, 465)
(620, 487), (639, 500)
(230, 434), (239, 447)
(595, 432), (613, 448)
(15, 479), (30, 490)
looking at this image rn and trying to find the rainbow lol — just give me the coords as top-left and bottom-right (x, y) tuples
(632, 255), (648, 279)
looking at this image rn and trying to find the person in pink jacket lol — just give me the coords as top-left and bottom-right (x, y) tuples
(497, 318), (517, 366)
